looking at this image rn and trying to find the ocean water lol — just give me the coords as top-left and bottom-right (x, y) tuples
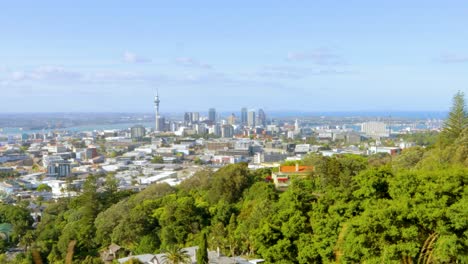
(0, 122), (154, 136)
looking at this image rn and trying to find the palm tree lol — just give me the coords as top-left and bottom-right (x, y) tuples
(162, 247), (191, 264)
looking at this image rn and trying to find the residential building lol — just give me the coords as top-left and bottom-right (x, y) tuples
(361, 121), (389, 138)
(47, 160), (71, 177)
(271, 165), (314, 189)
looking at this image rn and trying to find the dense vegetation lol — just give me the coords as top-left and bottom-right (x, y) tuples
(2, 92), (468, 263)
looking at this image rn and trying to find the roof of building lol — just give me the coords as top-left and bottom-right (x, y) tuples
(117, 254), (157, 264)
(108, 243), (121, 253)
(279, 166), (313, 173)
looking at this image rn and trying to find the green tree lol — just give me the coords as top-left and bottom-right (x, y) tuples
(56, 175), (101, 260)
(441, 91), (468, 144)
(207, 163), (253, 204)
(123, 258), (144, 264)
(36, 183), (52, 192)
(151, 156), (164, 164)
(0, 204), (34, 245)
(153, 194), (206, 249)
(196, 232), (209, 264)
(392, 146), (425, 171)
(162, 247), (191, 264)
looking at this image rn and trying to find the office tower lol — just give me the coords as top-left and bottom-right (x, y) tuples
(158, 117), (166, 132)
(248, 110), (256, 128)
(154, 91), (161, 132)
(294, 119), (301, 134)
(195, 123), (207, 135)
(221, 124), (234, 138)
(192, 112), (200, 123)
(213, 124), (221, 137)
(258, 108), (266, 127)
(184, 112), (192, 125)
(208, 108), (216, 122)
(131, 125), (146, 140)
(227, 113), (236, 125)
(169, 121), (179, 132)
(241, 107), (247, 125)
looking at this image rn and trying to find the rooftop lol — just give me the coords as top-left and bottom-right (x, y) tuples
(279, 165), (313, 173)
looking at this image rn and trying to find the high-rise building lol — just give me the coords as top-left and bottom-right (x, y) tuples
(241, 107), (248, 125)
(184, 112), (192, 125)
(208, 108), (216, 123)
(195, 123), (207, 135)
(258, 109), (266, 127)
(158, 117), (166, 132)
(47, 160), (71, 178)
(221, 124), (234, 138)
(131, 125), (146, 140)
(212, 124), (221, 137)
(248, 110), (256, 128)
(184, 112), (199, 125)
(294, 119), (301, 134)
(227, 113), (236, 125)
(192, 112), (200, 123)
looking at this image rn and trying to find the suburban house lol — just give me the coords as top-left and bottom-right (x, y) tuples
(271, 164), (314, 189)
(101, 243), (125, 263)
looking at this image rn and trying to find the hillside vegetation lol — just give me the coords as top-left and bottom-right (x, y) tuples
(3, 92), (468, 264)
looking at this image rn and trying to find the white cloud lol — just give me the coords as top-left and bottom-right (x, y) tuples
(438, 53), (468, 63)
(10, 66), (82, 82)
(254, 65), (354, 79)
(123, 51), (151, 63)
(287, 48), (345, 65)
(175, 57), (212, 69)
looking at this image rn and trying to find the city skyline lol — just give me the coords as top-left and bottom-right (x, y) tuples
(1, 1), (468, 112)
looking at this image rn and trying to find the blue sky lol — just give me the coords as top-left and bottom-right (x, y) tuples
(0, 0), (467, 113)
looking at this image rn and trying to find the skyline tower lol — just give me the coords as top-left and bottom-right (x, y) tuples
(294, 119), (301, 134)
(154, 90), (161, 132)
(241, 107), (247, 125)
(208, 108), (216, 123)
(248, 110), (256, 128)
(258, 108), (266, 127)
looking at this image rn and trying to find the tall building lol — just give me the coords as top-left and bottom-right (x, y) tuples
(294, 119), (301, 134)
(248, 110), (256, 128)
(154, 91), (161, 132)
(47, 160), (71, 178)
(212, 124), (221, 137)
(184, 112), (200, 125)
(195, 123), (207, 135)
(227, 113), (236, 125)
(131, 125), (146, 140)
(221, 124), (234, 138)
(158, 117), (166, 132)
(258, 109), (266, 127)
(184, 112), (192, 125)
(208, 108), (216, 123)
(241, 107), (248, 125)
(192, 112), (200, 123)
